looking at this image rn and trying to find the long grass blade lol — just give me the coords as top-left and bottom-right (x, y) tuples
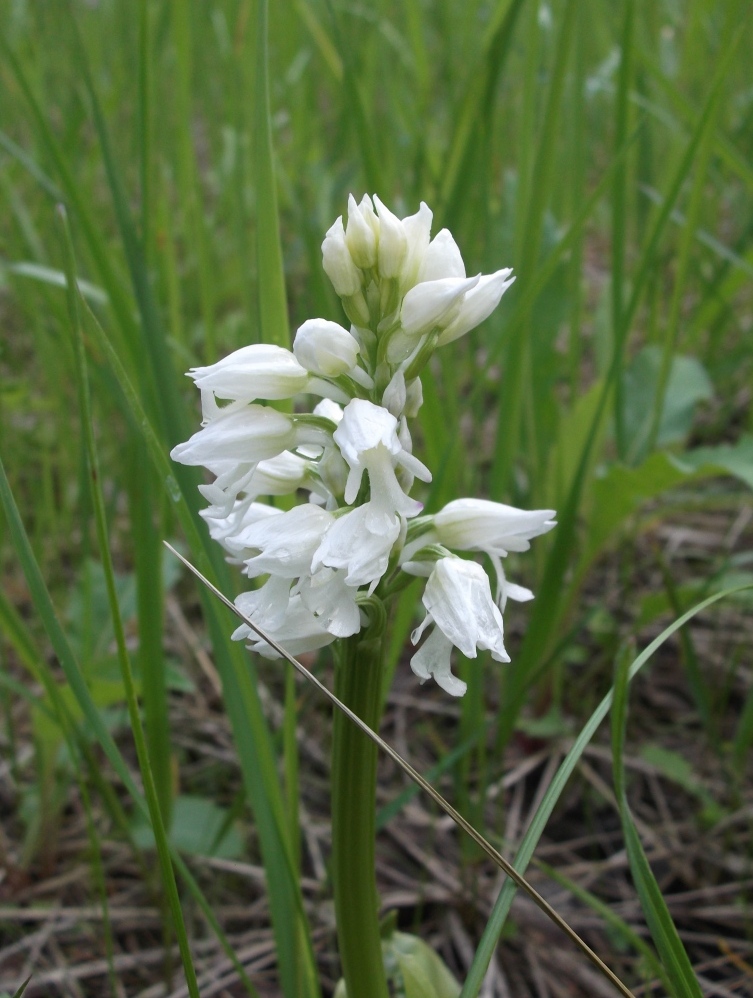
(60, 206), (200, 998)
(0, 427), (261, 998)
(253, 0), (290, 350)
(611, 0), (635, 455)
(69, 17), (187, 447)
(72, 288), (317, 998)
(491, 0), (577, 497)
(612, 647), (704, 998)
(462, 585), (752, 995)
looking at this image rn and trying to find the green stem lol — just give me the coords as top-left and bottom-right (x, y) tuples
(331, 633), (389, 998)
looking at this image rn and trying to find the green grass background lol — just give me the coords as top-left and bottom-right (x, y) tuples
(1, 1), (752, 995)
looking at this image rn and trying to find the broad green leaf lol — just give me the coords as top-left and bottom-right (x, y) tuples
(335, 931), (461, 998)
(675, 435), (753, 490)
(391, 932), (461, 998)
(131, 795), (244, 860)
(621, 346), (713, 462)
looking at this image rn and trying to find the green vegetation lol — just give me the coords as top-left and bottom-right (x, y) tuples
(1, 1), (751, 994)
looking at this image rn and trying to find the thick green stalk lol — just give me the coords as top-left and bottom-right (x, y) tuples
(331, 633), (389, 998)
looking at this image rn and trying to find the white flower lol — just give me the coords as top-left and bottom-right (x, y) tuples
(492, 561), (536, 612)
(322, 216), (362, 296)
(419, 498), (555, 610)
(245, 450), (318, 498)
(334, 399), (430, 525)
(410, 627), (467, 697)
(314, 397), (345, 424)
(171, 406), (331, 514)
(400, 274), (480, 338)
(298, 567), (361, 638)
(312, 502), (401, 589)
(438, 269), (516, 345)
(241, 504), (334, 578)
(410, 558), (510, 696)
(188, 344), (309, 417)
(200, 500), (280, 557)
(171, 404), (296, 468)
(171, 193), (552, 683)
(433, 499), (556, 555)
(234, 574), (293, 630)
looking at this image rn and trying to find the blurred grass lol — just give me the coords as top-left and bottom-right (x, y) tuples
(1, 0), (752, 994)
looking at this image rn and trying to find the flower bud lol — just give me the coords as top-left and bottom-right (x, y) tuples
(322, 216), (362, 296)
(400, 274), (480, 337)
(189, 343), (309, 406)
(170, 405), (296, 467)
(345, 193), (377, 269)
(382, 368), (407, 417)
(438, 269), (516, 345)
(434, 498), (556, 553)
(374, 194), (407, 278)
(418, 229), (466, 282)
(404, 377), (423, 418)
(399, 201), (433, 290)
(294, 318), (360, 377)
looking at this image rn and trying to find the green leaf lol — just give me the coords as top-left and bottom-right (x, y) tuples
(612, 652), (705, 998)
(675, 435), (753, 490)
(335, 931), (461, 998)
(131, 795), (244, 860)
(390, 932), (461, 998)
(621, 346), (713, 462)
(11, 976), (32, 998)
(0, 453), (259, 998)
(584, 436), (753, 567)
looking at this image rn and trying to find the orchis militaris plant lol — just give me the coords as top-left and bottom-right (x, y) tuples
(171, 194), (555, 998)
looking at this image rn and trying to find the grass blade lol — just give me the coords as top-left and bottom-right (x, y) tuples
(439, 0), (526, 226)
(462, 584), (752, 996)
(612, 646), (704, 998)
(611, 0), (635, 455)
(0, 449), (262, 997)
(60, 205), (200, 998)
(71, 286), (318, 998)
(70, 16), (187, 447)
(490, 0), (577, 497)
(253, 0), (290, 350)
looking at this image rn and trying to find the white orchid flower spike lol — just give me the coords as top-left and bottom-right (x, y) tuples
(171, 195), (553, 693)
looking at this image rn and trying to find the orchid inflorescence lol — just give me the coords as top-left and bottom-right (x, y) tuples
(171, 195), (555, 696)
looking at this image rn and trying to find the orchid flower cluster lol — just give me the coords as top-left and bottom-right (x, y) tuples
(171, 195), (555, 696)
